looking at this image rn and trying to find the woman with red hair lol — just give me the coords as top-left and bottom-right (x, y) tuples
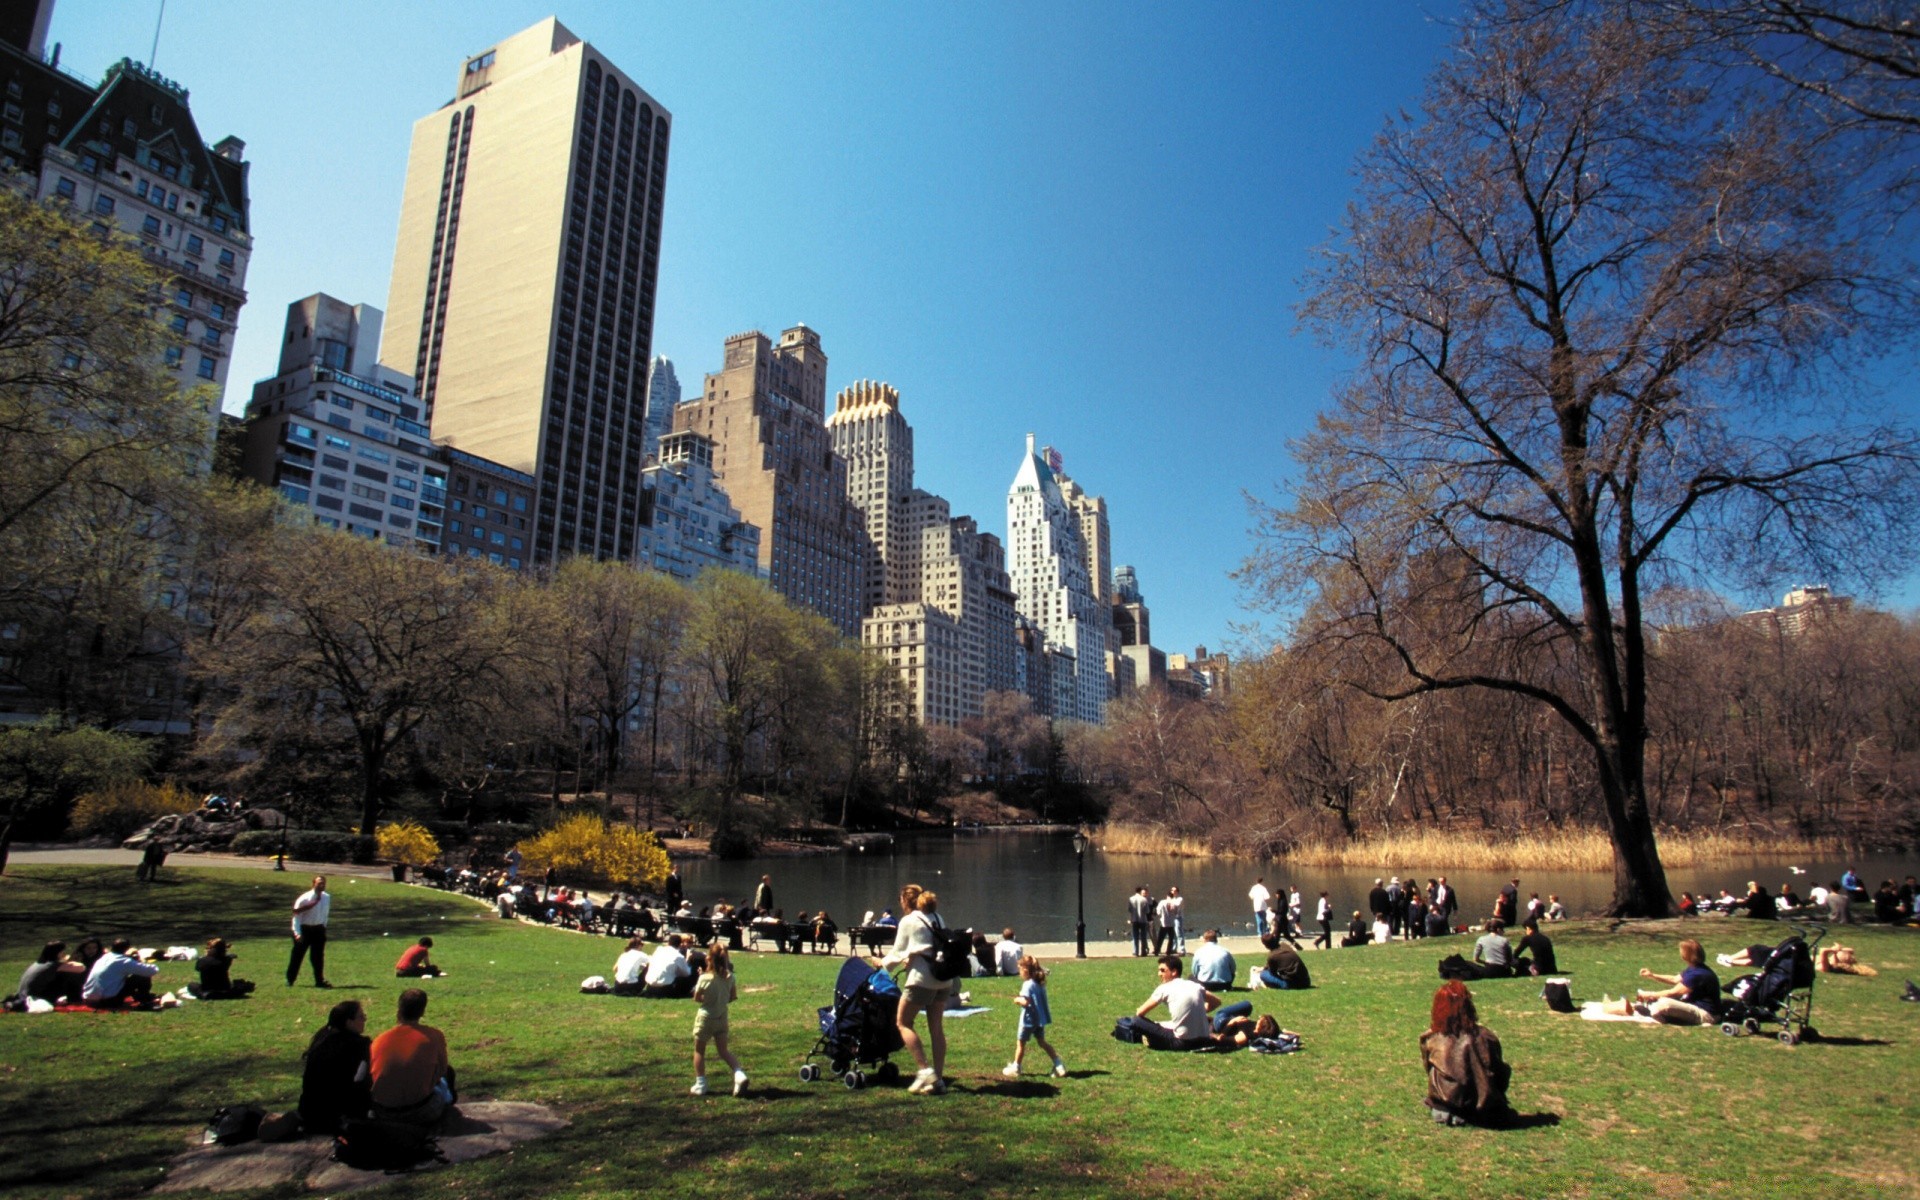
(1419, 981), (1513, 1126)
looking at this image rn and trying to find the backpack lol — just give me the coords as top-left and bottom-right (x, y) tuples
(916, 915), (974, 983)
(205, 1104), (265, 1146)
(1541, 979), (1576, 1013)
(1111, 1018), (1145, 1044)
(332, 1117), (444, 1172)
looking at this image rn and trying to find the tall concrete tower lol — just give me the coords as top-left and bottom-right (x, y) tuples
(1006, 434), (1108, 723)
(643, 355), (680, 461)
(674, 326), (866, 634)
(380, 18), (670, 564)
(827, 380), (917, 614)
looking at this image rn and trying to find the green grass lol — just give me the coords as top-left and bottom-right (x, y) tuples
(1, 866), (1917, 1199)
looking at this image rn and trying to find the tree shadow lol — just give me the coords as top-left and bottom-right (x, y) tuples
(974, 1080), (1060, 1098)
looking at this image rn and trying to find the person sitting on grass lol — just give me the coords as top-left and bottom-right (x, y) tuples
(1207, 1005), (1289, 1051)
(612, 936), (649, 996)
(394, 936), (444, 978)
(1472, 919), (1515, 978)
(1421, 981), (1513, 1127)
(17, 941), (82, 1006)
(1189, 929), (1237, 991)
(1512, 921), (1557, 977)
(191, 937), (256, 999)
(1117, 954), (1220, 1051)
(369, 988), (454, 1127)
(1546, 895), (1568, 921)
(645, 934), (696, 998)
(1601, 939), (1722, 1025)
(1257, 932), (1312, 990)
(1344, 911), (1371, 947)
(299, 999), (371, 1135)
(82, 937), (160, 1009)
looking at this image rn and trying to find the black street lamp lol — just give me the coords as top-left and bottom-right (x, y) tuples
(1072, 829), (1088, 959)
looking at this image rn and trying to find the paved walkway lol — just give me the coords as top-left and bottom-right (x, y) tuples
(9, 849), (1392, 962)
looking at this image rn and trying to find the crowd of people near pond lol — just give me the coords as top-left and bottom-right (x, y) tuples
(8, 856), (1913, 1151)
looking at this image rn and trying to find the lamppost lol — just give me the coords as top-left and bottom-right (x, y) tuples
(1072, 829), (1088, 959)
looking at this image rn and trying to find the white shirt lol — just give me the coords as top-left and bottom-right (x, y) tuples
(1317, 896), (1332, 921)
(1249, 883), (1271, 913)
(995, 938), (1024, 976)
(292, 888), (331, 933)
(644, 945), (690, 987)
(613, 948), (647, 986)
(1809, 886), (1830, 906)
(1288, 890), (1303, 917)
(1159, 895), (1183, 927)
(1148, 978), (1212, 1042)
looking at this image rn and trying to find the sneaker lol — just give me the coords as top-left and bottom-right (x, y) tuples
(929, 1076), (948, 1095)
(1002, 1062), (1020, 1078)
(908, 1068), (937, 1094)
(690, 1077), (707, 1096)
(1051, 1060), (1068, 1078)
(314, 980), (333, 989)
(1715, 953), (1737, 968)
(732, 1070), (749, 1097)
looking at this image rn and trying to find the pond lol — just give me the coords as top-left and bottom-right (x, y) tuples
(673, 831), (1917, 944)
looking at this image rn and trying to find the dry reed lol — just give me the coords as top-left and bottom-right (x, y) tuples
(1096, 822), (1842, 871)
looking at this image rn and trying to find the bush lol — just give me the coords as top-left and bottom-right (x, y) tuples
(708, 827), (760, 860)
(226, 829), (374, 864)
(515, 815), (669, 891)
(71, 780), (198, 841)
(376, 820), (442, 865)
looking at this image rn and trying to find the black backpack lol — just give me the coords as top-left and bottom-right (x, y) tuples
(918, 916), (974, 982)
(206, 1104), (265, 1146)
(332, 1118), (444, 1172)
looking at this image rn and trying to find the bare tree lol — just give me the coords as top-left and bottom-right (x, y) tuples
(1251, 2), (1920, 913)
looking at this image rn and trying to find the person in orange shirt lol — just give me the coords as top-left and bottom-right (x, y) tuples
(369, 989), (453, 1126)
(394, 936), (444, 978)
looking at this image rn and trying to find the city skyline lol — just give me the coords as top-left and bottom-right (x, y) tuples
(42, 2), (1908, 656)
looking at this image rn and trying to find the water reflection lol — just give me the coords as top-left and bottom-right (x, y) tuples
(671, 831), (1915, 943)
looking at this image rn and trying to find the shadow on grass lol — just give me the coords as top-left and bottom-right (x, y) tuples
(1806, 1035), (1893, 1047)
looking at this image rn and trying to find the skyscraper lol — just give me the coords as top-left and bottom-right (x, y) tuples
(643, 355), (680, 462)
(380, 18), (669, 565)
(674, 327), (866, 634)
(1007, 435), (1109, 723)
(827, 380), (916, 614)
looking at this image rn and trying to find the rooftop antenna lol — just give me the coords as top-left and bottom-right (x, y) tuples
(149, 0), (167, 69)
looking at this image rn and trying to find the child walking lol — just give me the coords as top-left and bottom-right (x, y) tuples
(691, 941), (749, 1097)
(1003, 955), (1067, 1078)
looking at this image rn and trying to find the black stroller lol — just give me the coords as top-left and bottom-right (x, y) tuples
(799, 956), (906, 1090)
(1719, 924), (1825, 1045)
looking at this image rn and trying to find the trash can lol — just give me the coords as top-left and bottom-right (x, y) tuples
(390, 863), (408, 883)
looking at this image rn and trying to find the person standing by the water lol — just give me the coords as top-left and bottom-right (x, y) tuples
(1249, 878), (1272, 938)
(1315, 891), (1334, 949)
(753, 875), (773, 915)
(1128, 887), (1153, 957)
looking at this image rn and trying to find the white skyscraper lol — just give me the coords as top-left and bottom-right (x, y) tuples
(1006, 434), (1108, 724)
(643, 355), (680, 461)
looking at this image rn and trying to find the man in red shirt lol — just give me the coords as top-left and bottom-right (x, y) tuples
(394, 936), (443, 977)
(369, 989), (453, 1126)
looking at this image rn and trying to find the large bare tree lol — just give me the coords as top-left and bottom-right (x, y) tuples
(1251, 2), (1920, 914)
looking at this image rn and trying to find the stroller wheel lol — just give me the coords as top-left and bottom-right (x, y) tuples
(1719, 1023), (1739, 1037)
(1743, 1018), (1761, 1035)
(798, 1064), (819, 1083)
(843, 1070), (865, 1090)
(1779, 1030), (1799, 1046)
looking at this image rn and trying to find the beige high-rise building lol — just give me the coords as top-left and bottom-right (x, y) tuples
(827, 380), (915, 613)
(675, 327), (866, 634)
(380, 18), (670, 564)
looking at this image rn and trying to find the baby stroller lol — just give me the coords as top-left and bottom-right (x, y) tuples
(1719, 924), (1824, 1045)
(799, 956), (906, 1090)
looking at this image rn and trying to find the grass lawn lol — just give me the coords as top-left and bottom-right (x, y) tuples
(1, 865), (1917, 1199)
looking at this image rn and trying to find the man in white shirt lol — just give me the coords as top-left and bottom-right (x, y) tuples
(83, 937), (160, 1007)
(1118, 955), (1219, 1050)
(1288, 887), (1304, 938)
(643, 934), (694, 998)
(287, 875), (332, 988)
(1189, 929), (1237, 991)
(1315, 891), (1335, 949)
(1249, 878), (1272, 937)
(1156, 888), (1185, 954)
(612, 937), (649, 996)
(994, 928), (1024, 977)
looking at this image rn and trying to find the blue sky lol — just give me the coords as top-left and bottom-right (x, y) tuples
(51, 3), (1482, 654)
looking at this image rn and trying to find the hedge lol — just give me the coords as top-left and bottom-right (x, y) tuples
(227, 830), (376, 864)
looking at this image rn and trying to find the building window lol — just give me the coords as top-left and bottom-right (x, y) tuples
(466, 50), (495, 73)
(46, 99), (59, 117)
(197, 356), (216, 379)
(170, 314), (188, 333)
(203, 328), (220, 346)
(141, 214), (161, 236)
(164, 347), (182, 367)
(211, 215), (226, 232)
(210, 302), (226, 321)
(54, 176), (74, 199)
(176, 288), (192, 307)
(218, 248), (234, 268)
(93, 195), (114, 215)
